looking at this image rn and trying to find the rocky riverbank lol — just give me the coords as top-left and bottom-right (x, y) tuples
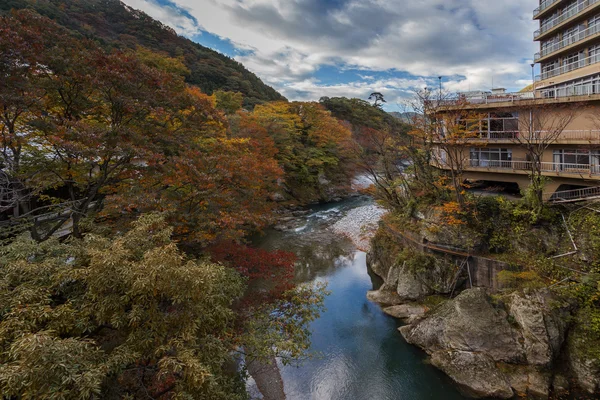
(366, 225), (600, 399)
(331, 205), (386, 251)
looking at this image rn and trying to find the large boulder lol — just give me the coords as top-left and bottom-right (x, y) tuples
(366, 290), (403, 306)
(501, 364), (551, 399)
(565, 314), (600, 395)
(400, 288), (525, 363)
(506, 290), (569, 366)
(382, 303), (426, 324)
(395, 261), (435, 300)
(367, 228), (402, 280)
(430, 350), (513, 399)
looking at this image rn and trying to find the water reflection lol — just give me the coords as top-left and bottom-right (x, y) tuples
(251, 199), (467, 400)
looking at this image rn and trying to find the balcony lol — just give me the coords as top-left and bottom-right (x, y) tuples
(534, 0), (564, 19)
(534, 0), (600, 40)
(535, 22), (600, 62)
(437, 92), (534, 106)
(436, 159), (600, 178)
(539, 79), (600, 97)
(537, 52), (600, 80)
(434, 130), (600, 144)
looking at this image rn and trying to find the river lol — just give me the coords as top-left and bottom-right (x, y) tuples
(250, 197), (467, 400)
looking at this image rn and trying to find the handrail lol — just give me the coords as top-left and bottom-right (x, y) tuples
(535, 0), (600, 38)
(548, 185), (600, 201)
(437, 92), (534, 106)
(536, 21), (600, 60)
(539, 80), (600, 98)
(453, 130), (600, 141)
(534, 0), (562, 17)
(436, 159), (600, 176)
(537, 52), (600, 81)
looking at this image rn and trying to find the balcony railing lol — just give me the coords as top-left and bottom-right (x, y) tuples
(534, 0), (563, 17)
(440, 130), (600, 142)
(537, 52), (600, 80)
(437, 92), (534, 106)
(539, 79), (600, 97)
(536, 22), (600, 60)
(534, 0), (600, 38)
(462, 159), (600, 175)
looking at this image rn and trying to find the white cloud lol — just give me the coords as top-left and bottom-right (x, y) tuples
(122, 0), (540, 102)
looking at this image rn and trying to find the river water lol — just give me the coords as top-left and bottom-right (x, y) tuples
(251, 197), (467, 400)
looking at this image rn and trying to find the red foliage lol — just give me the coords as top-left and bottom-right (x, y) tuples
(209, 241), (296, 304)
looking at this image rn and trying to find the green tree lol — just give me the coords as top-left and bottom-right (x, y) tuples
(0, 214), (247, 399)
(213, 90), (244, 115)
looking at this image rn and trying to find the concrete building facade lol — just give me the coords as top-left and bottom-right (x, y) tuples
(432, 0), (600, 202)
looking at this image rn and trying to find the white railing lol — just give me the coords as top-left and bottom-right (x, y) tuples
(550, 129), (600, 140)
(535, 0), (600, 37)
(454, 159), (600, 175)
(440, 130), (600, 142)
(539, 80), (600, 98)
(537, 52), (600, 81)
(536, 22), (600, 60)
(438, 92), (534, 106)
(469, 160), (532, 170)
(534, 0), (562, 17)
(549, 185), (600, 201)
(486, 131), (520, 140)
(540, 162), (598, 173)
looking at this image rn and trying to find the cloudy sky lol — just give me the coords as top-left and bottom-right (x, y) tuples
(123, 0), (539, 111)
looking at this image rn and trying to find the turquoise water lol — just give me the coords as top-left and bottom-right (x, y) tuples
(253, 198), (467, 400)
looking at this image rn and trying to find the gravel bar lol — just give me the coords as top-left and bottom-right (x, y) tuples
(331, 205), (386, 251)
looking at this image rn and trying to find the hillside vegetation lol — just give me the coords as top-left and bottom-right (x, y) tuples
(0, 0), (285, 108)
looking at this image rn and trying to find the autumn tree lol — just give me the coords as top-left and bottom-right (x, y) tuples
(1, 11), (281, 246)
(0, 214), (248, 399)
(512, 103), (578, 210)
(410, 89), (486, 208)
(213, 90), (244, 115)
(248, 101), (354, 202)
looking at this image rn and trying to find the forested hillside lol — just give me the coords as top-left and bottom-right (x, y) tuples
(0, 0), (285, 107)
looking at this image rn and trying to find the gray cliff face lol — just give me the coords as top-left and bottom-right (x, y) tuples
(398, 288), (572, 399)
(565, 314), (600, 394)
(506, 291), (569, 367)
(400, 289), (524, 363)
(367, 228), (599, 398)
(430, 351), (514, 399)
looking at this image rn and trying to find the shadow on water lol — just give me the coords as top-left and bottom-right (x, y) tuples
(251, 198), (468, 400)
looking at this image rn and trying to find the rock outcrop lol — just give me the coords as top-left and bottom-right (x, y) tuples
(368, 228), (454, 301)
(366, 290), (403, 306)
(565, 313), (600, 395)
(400, 289), (524, 363)
(399, 288), (572, 399)
(430, 351), (514, 399)
(382, 303), (426, 324)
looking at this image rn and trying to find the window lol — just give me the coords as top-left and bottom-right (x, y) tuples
(483, 112), (519, 138)
(542, 36), (559, 53)
(542, 60), (559, 78)
(563, 24), (584, 45)
(564, 51), (584, 72)
(553, 149), (593, 171)
(470, 148), (512, 168)
(590, 44), (600, 63)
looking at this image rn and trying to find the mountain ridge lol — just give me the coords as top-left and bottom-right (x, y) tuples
(0, 0), (286, 107)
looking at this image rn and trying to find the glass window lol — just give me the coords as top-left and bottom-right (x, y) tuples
(470, 148), (512, 168)
(554, 149), (591, 169)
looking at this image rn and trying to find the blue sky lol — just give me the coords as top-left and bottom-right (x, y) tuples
(124, 0), (539, 111)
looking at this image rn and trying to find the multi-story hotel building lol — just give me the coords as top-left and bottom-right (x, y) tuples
(433, 0), (600, 202)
